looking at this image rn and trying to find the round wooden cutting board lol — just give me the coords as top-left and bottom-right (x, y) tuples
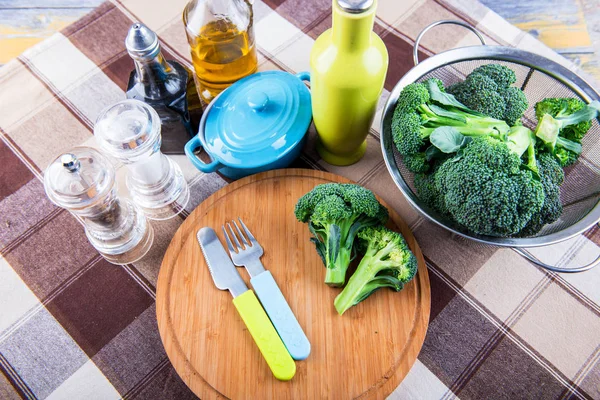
(156, 169), (430, 399)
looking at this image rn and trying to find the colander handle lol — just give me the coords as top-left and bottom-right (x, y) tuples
(513, 247), (600, 273)
(413, 20), (487, 65)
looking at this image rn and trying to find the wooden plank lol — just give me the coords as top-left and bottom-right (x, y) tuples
(484, 0), (600, 82)
(0, 0), (103, 8)
(481, 0), (592, 51)
(577, 0), (600, 81)
(0, 8), (95, 63)
(1, 0), (599, 81)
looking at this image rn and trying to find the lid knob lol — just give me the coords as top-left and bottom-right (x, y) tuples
(247, 91), (269, 112)
(125, 22), (160, 60)
(61, 153), (80, 172)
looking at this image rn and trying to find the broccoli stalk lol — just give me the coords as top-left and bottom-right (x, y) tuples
(392, 82), (510, 161)
(418, 104), (509, 138)
(535, 98), (595, 141)
(535, 113), (589, 150)
(506, 125), (538, 173)
(295, 184), (388, 287)
(333, 226), (417, 315)
(533, 99), (600, 166)
(534, 104), (598, 166)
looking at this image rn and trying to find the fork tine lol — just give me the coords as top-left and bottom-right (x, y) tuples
(227, 222), (243, 250)
(233, 220), (250, 247)
(222, 225), (236, 253)
(238, 218), (257, 244)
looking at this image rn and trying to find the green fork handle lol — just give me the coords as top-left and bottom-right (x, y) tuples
(232, 290), (296, 381)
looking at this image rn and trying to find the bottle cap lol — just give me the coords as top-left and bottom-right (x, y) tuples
(125, 22), (160, 60)
(337, 0), (374, 13)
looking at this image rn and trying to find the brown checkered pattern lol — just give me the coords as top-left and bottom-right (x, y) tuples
(1, 0), (600, 399)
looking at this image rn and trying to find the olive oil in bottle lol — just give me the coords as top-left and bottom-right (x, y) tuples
(184, 0), (257, 103)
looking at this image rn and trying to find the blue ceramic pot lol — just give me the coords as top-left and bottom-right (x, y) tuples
(185, 71), (312, 180)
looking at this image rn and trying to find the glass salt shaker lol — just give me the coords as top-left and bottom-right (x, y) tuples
(94, 99), (190, 220)
(44, 147), (154, 265)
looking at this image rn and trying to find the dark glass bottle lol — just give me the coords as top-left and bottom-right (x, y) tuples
(125, 22), (202, 155)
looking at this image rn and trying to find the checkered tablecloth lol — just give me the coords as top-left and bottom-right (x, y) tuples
(1, 0), (600, 398)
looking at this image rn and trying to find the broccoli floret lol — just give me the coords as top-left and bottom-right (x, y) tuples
(392, 81), (510, 163)
(394, 82), (430, 116)
(434, 136), (545, 236)
(294, 183), (388, 286)
(554, 147), (579, 167)
(533, 99), (598, 167)
(448, 72), (527, 124)
(403, 152), (430, 173)
(500, 87), (529, 126)
(333, 226), (417, 315)
(518, 153), (564, 236)
(448, 74), (505, 120)
(294, 183), (343, 222)
(466, 91), (506, 121)
(535, 98), (592, 142)
(470, 64), (516, 88)
(392, 112), (435, 155)
(414, 172), (449, 216)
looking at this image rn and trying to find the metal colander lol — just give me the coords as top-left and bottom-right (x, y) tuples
(380, 21), (600, 273)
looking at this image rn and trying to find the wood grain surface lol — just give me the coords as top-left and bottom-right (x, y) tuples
(480, 0), (600, 79)
(2, 0), (600, 81)
(0, 0), (100, 64)
(156, 169), (431, 400)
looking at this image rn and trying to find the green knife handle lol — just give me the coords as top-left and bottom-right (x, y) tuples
(232, 290), (296, 381)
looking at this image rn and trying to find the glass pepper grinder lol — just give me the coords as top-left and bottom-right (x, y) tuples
(94, 99), (190, 221)
(125, 22), (202, 155)
(44, 147), (154, 265)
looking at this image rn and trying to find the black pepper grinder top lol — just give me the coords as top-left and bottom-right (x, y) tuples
(125, 22), (202, 155)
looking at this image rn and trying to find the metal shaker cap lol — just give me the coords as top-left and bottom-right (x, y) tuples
(337, 0), (374, 13)
(44, 147), (115, 209)
(125, 22), (160, 60)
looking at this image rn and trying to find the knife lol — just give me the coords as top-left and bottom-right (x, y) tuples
(196, 227), (296, 381)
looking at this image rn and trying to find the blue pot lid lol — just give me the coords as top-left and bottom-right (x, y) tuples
(204, 71), (312, 168)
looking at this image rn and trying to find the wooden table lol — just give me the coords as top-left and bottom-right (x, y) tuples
(1, 0), (599, 81)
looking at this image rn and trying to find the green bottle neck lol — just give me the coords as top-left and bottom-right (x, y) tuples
(331, 1), (376, 51)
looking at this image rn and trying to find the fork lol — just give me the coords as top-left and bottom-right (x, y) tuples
(223, 218), (311, 361)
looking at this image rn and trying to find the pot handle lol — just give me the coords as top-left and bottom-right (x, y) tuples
(184, 136), (222, 173)
(413, 20), (487, 66)
(513, 247), (600, 273)
(295, 71), (310, 82)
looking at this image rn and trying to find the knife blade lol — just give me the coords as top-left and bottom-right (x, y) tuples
(196, 227), (296, 381)
(197, 227), (247, 297)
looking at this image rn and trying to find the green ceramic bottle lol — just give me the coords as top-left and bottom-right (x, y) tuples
(310, 0), (388, 166)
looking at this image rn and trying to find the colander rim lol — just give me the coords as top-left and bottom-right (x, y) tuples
(380, 45), (600, 248)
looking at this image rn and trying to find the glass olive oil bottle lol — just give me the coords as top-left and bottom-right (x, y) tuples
(184, 0), (258, 103)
